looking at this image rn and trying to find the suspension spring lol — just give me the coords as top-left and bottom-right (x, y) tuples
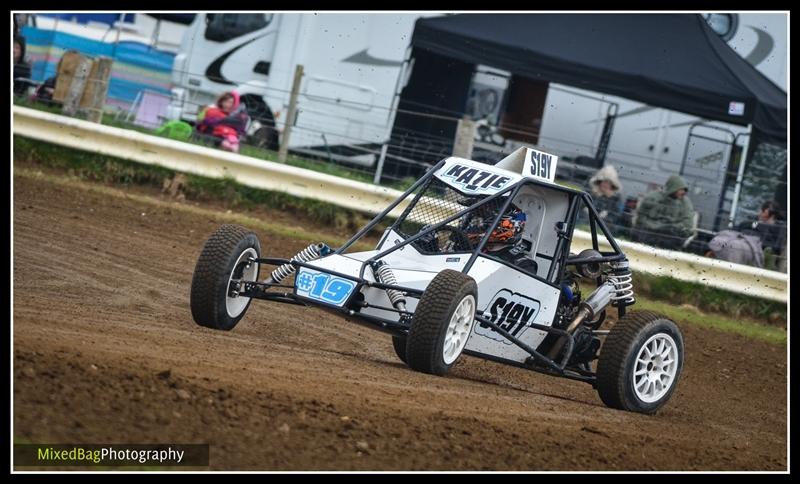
(608, 260), (635, 305)
(371, 261), (407, 311)
(270, 243), (331, 284)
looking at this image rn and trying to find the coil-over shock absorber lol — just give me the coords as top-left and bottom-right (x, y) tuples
(608, 260), (635, 306)
(370, 260), (406, 312)
(267, 243), (331, 284)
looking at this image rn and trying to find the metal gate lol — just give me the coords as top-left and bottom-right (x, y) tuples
(679, 123), (737, 232)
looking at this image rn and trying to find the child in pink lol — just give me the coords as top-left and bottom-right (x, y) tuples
(196, 91), (249, 153)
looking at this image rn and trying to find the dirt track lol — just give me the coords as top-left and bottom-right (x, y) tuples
(13, 168), (787, 471)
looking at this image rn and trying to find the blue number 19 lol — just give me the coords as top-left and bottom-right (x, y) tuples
(323, 280), (353, 304)
(310, 274), (330, 297)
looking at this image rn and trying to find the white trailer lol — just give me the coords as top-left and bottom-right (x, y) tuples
(166, 13), (429, 163)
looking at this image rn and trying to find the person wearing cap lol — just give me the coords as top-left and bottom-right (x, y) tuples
(631, 175), (694, 250)
(585, 165), (623, 231)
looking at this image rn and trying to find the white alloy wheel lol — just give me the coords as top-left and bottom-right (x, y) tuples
(442, 295), (476, 365)
(632, 333), (679, 403)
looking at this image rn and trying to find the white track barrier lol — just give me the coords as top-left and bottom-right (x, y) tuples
(13, 106), (787, 303)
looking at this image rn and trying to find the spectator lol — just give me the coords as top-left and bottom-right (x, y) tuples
(706, 200), (787, 269)
(616, 196), (639, 238)
(585, 165), (623, 231)
(737, 200), (786, 255)
(31, 53), (70, 106)
(14, 35), (32, 96)
(195, 91), (249, 153)
(631, 175), (694, 250)
(32, 76), (58, 104)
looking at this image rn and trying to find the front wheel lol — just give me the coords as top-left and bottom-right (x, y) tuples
(190, 224), (261, 331)
(406, 270), (478, 376)
(596, 311), (684, 414)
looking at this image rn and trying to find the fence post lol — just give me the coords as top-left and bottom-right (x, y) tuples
(55, 52), (93, 117)
(452, 116), (476, 159)
(373, 143), (389, 185)
(278, 64), (304, 163)
(80, 56), (113, 124)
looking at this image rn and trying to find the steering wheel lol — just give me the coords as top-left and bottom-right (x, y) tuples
(413, 225), (473, 253)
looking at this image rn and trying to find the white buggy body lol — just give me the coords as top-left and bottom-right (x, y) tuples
(191, 146), (685, 414)
(304, 148), (566, 365)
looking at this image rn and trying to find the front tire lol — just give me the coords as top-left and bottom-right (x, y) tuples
(407, 270), (478, 376)
(596, 311), (684, 414)
(190, 224), (261, 331)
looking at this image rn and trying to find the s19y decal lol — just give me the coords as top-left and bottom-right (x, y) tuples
(474, 289), (540, 344)
(522, 148), (559, 183)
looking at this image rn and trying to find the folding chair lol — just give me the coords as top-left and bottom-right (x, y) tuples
(121, 90), (172, 129)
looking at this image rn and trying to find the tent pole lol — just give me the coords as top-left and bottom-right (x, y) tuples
(594, 102), (618, 163)
(43, 16), (59, 79)
(375, 45), (414, 184)
(727, 124), (753, 228)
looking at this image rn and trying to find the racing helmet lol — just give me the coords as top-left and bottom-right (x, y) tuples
(486, 204), (526, 247)
(461, 203), (526, 253)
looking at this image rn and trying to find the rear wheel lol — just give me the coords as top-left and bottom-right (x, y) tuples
(243, 96), (279, 151)
(407, 270), (478, 376)
(190, 224), (261, 331)
(392, 335), (408, 365)
(251, 125), (279, 151)
(596, 311), (684, 414)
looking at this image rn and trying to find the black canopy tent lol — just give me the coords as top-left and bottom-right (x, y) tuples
(145, 14), (197, 25)
(408, 13), (787, 145)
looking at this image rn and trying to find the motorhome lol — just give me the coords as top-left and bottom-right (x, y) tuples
(166, 13), (430, 159)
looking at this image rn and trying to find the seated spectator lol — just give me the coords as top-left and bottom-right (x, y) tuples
(706, 200), (787, 269)
(14, 35), (32, 96)
(616, 196), (639, 238)
(631, 175), (694, 250)
(30, 53), (72, 106)
(584, 165), (623, 231)
(32, 76), (58, 104)
(737, 201), (786, 255)
(195, 91), (249, 153)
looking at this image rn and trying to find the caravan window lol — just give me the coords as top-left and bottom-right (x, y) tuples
(205, 14), (273, 42)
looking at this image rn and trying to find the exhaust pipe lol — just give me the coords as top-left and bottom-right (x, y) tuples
(547, 281), (615, 360)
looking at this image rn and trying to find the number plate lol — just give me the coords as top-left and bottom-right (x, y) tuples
(294, 268), (356, 307)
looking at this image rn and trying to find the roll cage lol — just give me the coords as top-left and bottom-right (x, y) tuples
(236, 156), (633, 384)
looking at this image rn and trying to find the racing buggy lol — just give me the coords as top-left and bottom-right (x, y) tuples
(190, 147), (684, 414)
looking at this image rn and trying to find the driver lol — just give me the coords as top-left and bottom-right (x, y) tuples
(466, 203), (537, 273)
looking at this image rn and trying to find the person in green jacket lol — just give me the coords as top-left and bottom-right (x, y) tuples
(631, 175), (694, 250)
